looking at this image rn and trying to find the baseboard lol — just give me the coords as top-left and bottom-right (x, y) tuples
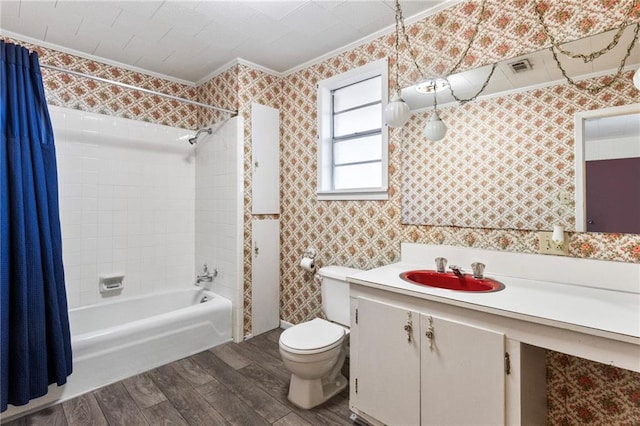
(280, 319), (294, 329)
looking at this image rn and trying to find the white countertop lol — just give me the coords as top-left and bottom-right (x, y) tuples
(348, 261), (640, 344)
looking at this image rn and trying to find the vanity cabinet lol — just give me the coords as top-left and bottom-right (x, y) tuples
(354, 298), (421, 425)
(348, 244), (638, 425)
(420, 314), (505, 425)
(351, 297), (506, 426)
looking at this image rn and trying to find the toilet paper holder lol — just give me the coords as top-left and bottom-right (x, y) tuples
(300, 248), (318, 273)
(303, 247), (317, 260)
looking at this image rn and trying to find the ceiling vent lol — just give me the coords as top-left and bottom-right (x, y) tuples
(508, 59), (533, 74)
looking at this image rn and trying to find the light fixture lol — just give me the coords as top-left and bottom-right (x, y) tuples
(384, 0), (411, 128)
(388, 0), (489, 139)
(423, 80), (447, 141)
(416, 78), (448, 94)
(634, 66), (640, 90)
(385, 0), (490, 137)
(424, 111), (447, 141)
(385, 94), (411, 128)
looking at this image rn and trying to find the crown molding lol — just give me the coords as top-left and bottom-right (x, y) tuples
(198, 0), (464, 82)
(0, 29), (197, 87)
(281, 0), (465, 77)
(196, 57), (283, 86)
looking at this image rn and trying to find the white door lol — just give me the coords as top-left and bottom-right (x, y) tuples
(355, 297), (421, 426)
(421, 314), (505, 425)
(251, 219), (280, 335)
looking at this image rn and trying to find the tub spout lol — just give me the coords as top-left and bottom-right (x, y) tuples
(449, 265), (464, 277)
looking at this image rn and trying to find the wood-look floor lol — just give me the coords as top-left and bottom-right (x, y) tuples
(5, 329), (353, 426)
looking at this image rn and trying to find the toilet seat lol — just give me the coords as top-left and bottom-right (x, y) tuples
(280, 318), (346, 355)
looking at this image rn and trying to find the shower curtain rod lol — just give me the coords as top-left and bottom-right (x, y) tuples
(40, 64), (238, 115)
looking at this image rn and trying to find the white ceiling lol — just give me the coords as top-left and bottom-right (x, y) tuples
(0, 0), (447, 84)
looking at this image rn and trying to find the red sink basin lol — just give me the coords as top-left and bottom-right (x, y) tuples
(400, 270), (504, 292)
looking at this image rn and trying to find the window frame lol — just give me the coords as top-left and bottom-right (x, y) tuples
(317, 58), (389, 201)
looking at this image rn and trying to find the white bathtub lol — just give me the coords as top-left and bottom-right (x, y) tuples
(2, 288), (232, 422)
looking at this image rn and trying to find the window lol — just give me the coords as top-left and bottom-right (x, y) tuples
(317, 59), (388, 200)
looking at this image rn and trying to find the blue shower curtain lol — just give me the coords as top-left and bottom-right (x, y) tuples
(1, 40), (72, 412)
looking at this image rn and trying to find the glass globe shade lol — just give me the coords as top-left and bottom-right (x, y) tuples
(633, 66), (640, 90)
(424, 111), (447, 141)
(384, 94), (411, 128)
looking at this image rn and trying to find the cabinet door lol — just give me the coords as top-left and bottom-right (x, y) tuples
(421, 314), (505, 425)
(251, 103), (280, 214)
(251, 219), (280, 335)
(355, 297), (420, 426)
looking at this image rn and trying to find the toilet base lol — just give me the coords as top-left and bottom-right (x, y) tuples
(287, 373), (348, 409)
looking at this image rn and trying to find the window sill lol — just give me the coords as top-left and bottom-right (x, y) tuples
(317, 188), (389, 201)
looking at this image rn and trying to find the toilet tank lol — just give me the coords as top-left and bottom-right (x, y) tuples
(318, 266), (363, 327)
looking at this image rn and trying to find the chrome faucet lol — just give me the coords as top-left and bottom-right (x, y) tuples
(196, 264), (217, 284)
(471, 262), (485, 279)
(434, 257), (447, 273)
(449, 265), (464, 277)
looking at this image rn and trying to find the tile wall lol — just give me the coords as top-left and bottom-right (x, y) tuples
(195, 115), (244, 335)
(50, 106), (195, 308)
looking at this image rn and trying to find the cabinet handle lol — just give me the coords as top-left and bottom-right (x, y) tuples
(404, 312), (413, 343)
(254, 243), (259, 257)
(425, 316), (435, 350)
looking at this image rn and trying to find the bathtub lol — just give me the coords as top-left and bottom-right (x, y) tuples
(2, 287), (232, 422)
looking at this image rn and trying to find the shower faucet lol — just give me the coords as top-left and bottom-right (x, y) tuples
(188, 127), (212, 145)
(196, 264), (217, 284)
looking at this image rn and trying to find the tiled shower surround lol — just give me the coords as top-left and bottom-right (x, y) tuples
(50, 106), (195, 308)
(195, 116), (244, 335)
(3, 0), (640, 423)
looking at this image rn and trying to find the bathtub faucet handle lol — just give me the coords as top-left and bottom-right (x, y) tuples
(202, 264), (218, 276)
(196, 264), (215, 284)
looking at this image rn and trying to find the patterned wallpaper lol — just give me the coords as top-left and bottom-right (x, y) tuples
(548, 350), (640, 425)
(0, 36), (199, 129)
(402, 72), (640, 230)
(277, 1), (640, 425)
(396, 0), (638, 87)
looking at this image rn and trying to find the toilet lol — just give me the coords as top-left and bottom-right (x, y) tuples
(279, 265), (362, 409)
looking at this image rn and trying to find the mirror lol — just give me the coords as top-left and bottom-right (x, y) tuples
(401, 24), (640, 232)
(574, 104), (640, 234)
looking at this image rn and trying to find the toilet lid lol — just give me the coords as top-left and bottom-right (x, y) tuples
(279, 318), (345, 352)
